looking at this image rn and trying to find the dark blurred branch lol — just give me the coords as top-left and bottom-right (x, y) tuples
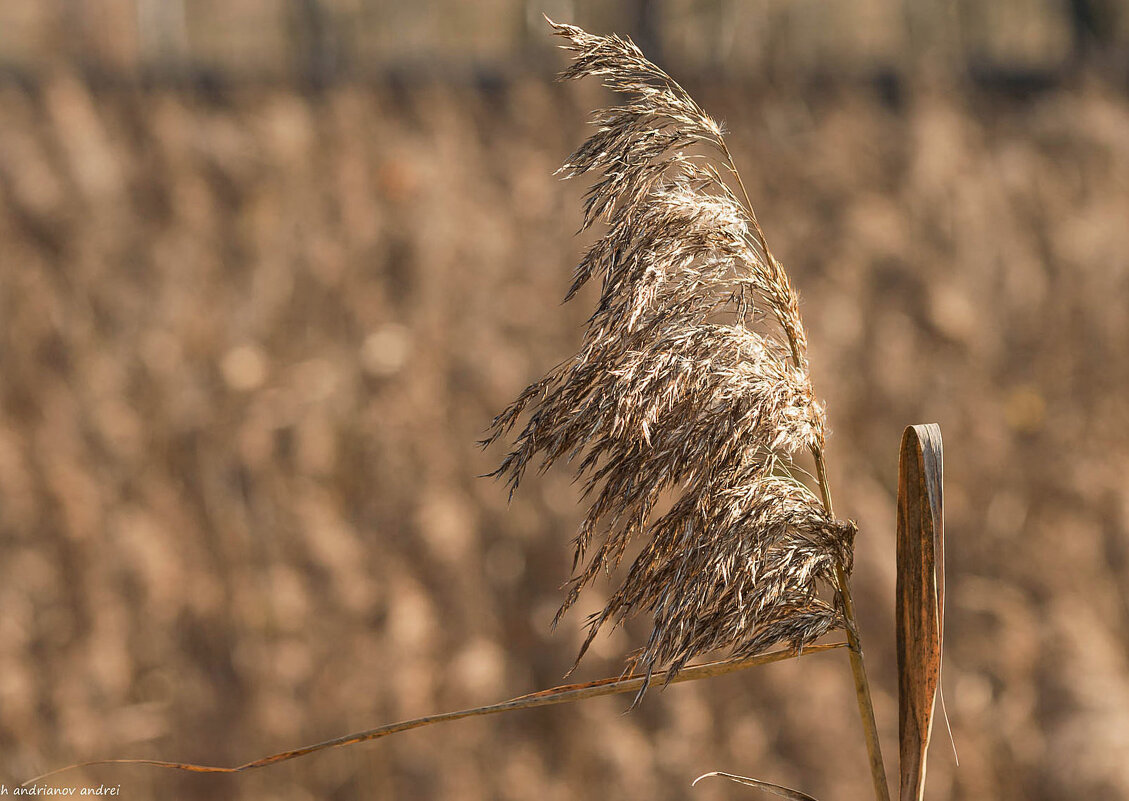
(290, 0), (340, 90)
(630, 0), (664, 68)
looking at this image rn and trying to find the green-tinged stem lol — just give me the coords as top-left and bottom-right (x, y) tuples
(812, 446), (834, 514)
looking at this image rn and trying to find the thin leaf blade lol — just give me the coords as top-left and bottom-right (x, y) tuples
(692, 771), (820, 800)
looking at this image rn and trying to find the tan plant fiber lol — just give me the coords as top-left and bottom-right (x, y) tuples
(485, 20), (857, 695)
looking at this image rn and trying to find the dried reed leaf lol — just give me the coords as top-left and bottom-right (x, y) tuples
(23, 643), (846, 787)
(485, 19), (855, 691)
(692, 771), (820, 800)
(896, 424), (945, 801)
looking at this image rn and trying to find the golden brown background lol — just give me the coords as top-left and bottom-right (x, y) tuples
(2, 2), (1129, 799)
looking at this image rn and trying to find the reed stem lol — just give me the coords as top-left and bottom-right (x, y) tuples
(724, 147), (892, 798)
(725, 138), (892, 799)
(815, 446), (892, 801)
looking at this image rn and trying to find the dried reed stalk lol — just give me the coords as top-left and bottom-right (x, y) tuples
(22, 644), (846, 786)
(486, 19), (891, 799)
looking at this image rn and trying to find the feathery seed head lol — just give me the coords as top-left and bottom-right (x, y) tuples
(486, 19), (853, 693)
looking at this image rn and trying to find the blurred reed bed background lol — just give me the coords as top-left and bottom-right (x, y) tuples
(2, 0), (1128, 81)
(2, 2), (1129, 800)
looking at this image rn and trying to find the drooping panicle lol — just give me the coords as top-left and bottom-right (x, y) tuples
(485, 19), (853, 690)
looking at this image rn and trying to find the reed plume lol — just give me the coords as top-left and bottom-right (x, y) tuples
(485, 20), (857, 692)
